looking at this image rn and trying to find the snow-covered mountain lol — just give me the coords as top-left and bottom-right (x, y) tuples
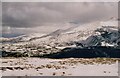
(1, 20), (119, 48)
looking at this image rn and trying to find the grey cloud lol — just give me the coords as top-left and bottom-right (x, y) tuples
(2, 2), (118, 28)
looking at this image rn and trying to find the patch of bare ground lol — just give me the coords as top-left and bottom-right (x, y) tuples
(35, 64), (67, 70)
(58, 58), (119, 65)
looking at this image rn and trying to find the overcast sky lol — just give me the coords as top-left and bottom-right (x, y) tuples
(2, 2), (118, 37)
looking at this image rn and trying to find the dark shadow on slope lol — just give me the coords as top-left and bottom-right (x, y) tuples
(41, 46), (120, 58)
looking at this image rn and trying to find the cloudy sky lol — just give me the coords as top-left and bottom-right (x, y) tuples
(2, 2), (118, 37)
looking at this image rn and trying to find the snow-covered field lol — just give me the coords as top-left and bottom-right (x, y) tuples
(0, 58), (119, 76)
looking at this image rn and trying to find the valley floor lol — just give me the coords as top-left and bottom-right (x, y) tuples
(0, 58), (119, 76)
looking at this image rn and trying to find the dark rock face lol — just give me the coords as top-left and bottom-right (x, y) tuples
(77, 26), (119, 48)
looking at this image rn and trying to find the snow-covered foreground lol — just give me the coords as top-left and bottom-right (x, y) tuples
(0, 58), (119, 76)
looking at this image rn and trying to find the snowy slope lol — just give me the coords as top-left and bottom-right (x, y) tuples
(15, 33), (45, 41)
(0, 33), (45, 43)
(28, 21), (102, 45)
